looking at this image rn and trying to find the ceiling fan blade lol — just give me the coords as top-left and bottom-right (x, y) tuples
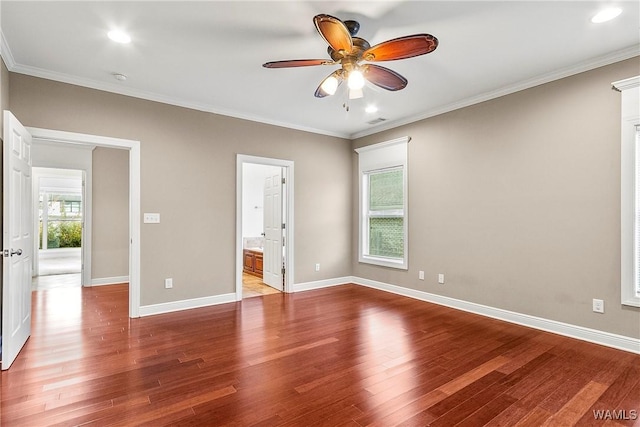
(363, 64), (407, 91)
(313, 14), (353, 53)
(363, 34), (438, 62)
(315, 70), (343, 98)
(263, 59), (335, 68)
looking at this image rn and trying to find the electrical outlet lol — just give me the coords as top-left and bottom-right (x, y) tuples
(315, 263), (320, 272)
(592, 298), (604, 313)
(438, 274), (445, 284)
(419, 270), (425, 280)
(165, 278), (173, 289)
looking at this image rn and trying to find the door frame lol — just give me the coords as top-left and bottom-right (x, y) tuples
(236, 155), (294, 299)
(26, 127), (141, 318)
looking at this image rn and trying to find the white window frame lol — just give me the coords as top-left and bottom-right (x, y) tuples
(615, 76), (640, 307)
(355, 136), (409, 270)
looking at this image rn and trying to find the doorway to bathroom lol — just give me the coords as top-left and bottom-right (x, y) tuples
(236, 155), (294, 299)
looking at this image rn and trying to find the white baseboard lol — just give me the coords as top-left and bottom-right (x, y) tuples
(139, 293), (237, 317)
(91, 276), (129, 287)
(295, 276), (640, 354)
(293, 276), (352, 292)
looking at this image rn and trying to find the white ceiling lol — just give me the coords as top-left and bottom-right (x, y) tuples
(1, 1), (638, 139)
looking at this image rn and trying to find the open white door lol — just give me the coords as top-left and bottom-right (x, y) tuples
(2, 111), (33, 370)
(263, 169), (283, 290)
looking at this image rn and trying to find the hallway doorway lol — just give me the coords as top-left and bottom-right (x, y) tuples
(32, 168), (84, 290)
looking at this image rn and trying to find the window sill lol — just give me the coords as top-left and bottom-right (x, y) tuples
(621, 297), (640, 308)
(359, 255), (408, 270)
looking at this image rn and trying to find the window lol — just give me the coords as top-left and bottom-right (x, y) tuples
(356, 137), (409, 269)
(615, 76), (640, 307)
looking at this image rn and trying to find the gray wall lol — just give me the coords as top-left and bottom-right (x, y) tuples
(8, 74), (353, 306)
(92, 147), (129, 280)
(352, 57), (640, 338)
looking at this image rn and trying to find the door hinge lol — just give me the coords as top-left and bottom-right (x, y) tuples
(281, 267), (286, 275)
(282, 223), (286, 229)
(282, 177), (286, 184)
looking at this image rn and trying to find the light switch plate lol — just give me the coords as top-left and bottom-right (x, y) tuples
(144, 213), (160, 223)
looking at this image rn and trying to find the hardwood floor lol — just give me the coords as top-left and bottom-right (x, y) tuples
(2, 284), (639, 426)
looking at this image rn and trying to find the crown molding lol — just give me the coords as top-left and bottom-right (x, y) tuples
(0, 29), (16, 70)
(351, 45), (640, 139)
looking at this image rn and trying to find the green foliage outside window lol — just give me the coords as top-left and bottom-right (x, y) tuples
(369, 217), (404, 258)
(39, 221), (82, 248)
(38, 192), (83, 249)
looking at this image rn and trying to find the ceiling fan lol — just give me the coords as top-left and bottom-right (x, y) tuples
(263, 14), (438, 100)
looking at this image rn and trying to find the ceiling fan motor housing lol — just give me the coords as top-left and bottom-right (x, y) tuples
(328, 37), (370, 64)
(344, 20), (360, 36)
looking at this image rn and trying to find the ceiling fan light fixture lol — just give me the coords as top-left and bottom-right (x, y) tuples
(348, 70), (365, 90)
(591, 7), (622, 23)
(320, 75), (340, 96)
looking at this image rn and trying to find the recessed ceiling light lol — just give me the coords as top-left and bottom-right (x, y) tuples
(113, 73), (127, 81)
(591, 7), (622, 23)
(108, 29), (131, 44)
(365, 105), (378, 114)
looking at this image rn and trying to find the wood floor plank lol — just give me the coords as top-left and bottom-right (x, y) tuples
(428, 381), (514, 426)
(539, 381), (609, 427)
(514, 406), (554, 426)
(455, 393), (519, 427)
(362, 389), (449, 427)
(427, 370), (505, 417)
(1, 283), (638, 426)
(436, 355), (510, 395)
(351, 372), (452, 425)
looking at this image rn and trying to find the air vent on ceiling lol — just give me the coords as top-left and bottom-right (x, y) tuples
(367, 117), (387, 125)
